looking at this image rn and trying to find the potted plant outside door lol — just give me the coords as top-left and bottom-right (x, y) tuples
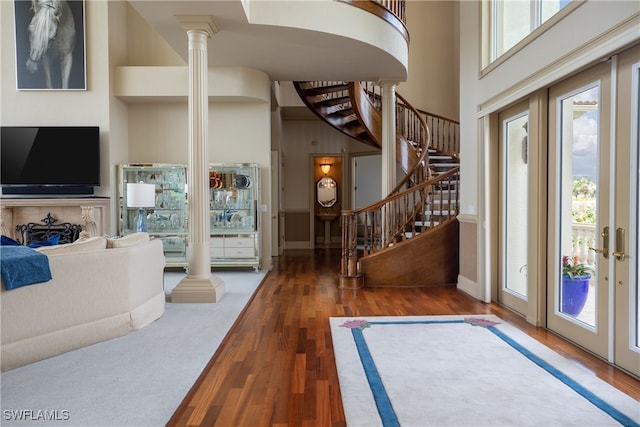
(561, 255), (594, 316)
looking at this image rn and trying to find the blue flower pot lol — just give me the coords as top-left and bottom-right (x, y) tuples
(561, 275), (590, 316)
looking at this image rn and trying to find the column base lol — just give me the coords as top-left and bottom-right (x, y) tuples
(171, 274), (226, 303)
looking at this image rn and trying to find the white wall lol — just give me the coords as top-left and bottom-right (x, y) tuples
(401, 0), (459, 120)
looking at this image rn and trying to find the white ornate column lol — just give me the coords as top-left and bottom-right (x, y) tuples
(172, 16), (225, 303)
(380, 80), (398, 197)
(380, 80), (398, 241)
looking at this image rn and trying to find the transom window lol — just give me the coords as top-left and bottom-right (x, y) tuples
(489, 0), (572, 62)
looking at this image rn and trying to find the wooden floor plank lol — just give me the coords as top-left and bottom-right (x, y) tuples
(167, 249), (640, 426)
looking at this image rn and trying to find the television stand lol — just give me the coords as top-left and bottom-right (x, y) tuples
(1, 185), (94, 196)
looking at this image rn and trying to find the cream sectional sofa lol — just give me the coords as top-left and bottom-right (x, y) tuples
(1, 233), (166, 371)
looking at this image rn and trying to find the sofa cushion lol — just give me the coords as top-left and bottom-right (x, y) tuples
(106, 233), (149, 249)
(36, 236), (107, 254)
(28, 234), (60, 248)
(1, 236), (20, 246)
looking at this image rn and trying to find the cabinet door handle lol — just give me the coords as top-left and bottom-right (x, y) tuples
(613, 227), (626, 261)
(589, 226), (609, 259)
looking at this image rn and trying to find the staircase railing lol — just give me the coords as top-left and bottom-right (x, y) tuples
(340, 167), (460, 279)
(351, 82), (431, 189)
(419, 110), (460, 157)
(339, 87), (460, 283)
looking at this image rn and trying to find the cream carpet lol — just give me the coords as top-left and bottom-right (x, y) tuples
(330, 315), (640, 427)
(0, 270), (266, 426)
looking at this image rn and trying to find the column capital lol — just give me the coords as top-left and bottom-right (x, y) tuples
(175, 15), (219, 38)
(377, 78), (402, 87)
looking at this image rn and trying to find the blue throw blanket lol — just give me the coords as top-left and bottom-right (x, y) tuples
(0, 246), (52, 290)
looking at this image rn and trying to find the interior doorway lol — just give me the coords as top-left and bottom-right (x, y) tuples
(352, 153), (381, 210)
(312, 155), (342, 248)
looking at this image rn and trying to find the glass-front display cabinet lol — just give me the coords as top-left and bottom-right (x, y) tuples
(118, 163), (261, 270)
(209, 163), (260, 270)
(117, 164), (187, 266)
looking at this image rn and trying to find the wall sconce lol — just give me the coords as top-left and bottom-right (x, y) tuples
(320, 164), (331, 175)
(126, 182), (156, 232)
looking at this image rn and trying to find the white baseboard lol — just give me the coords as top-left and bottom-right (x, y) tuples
(457, 274), (480, 300)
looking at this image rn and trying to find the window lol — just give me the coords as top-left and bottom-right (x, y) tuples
(489, 0), (572, 62)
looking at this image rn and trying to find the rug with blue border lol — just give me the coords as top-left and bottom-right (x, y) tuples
(329, 315), (639, 427)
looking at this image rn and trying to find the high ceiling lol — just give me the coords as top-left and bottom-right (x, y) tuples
(127, 0), (408, 82)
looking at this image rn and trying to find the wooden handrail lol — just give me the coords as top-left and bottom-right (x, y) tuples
(340, 166), (460, 279)
(349, 82), (381, 144)
(350, 82), (431, 193)
(389, 92), (431, 194)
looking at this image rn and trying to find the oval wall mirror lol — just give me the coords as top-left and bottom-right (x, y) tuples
(317, 177), (337, 207)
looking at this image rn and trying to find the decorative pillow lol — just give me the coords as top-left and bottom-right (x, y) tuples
(1, 235), (20, 246)
(106, 232), (150, 249)
(36, 236), (107, 254)
(28, 234), (60, 248)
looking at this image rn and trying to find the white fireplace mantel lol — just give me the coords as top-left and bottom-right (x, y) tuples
(0, 198), (110, 241)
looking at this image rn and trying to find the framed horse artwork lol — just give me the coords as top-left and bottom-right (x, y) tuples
(14, 0), (86, 90)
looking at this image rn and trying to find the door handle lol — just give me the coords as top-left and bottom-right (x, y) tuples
(613, 227), (626, 261)
(589, 226), (609, 259)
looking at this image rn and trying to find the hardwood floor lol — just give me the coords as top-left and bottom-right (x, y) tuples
(167, 249), (640, 426)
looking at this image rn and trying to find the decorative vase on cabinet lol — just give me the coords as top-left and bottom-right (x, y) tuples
(209, 163), (260, 271)
(117, 164), (187, 267)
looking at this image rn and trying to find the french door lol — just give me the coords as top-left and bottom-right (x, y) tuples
(612, 45), (640, 375)
(547, 45), (639, 376)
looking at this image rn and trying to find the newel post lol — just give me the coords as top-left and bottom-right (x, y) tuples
(339, 210), (363, 289)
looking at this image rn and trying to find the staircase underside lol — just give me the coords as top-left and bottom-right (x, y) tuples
(359, 219), (459, 287)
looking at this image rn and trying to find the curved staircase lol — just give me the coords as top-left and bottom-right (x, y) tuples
(294, 81), (460, 288)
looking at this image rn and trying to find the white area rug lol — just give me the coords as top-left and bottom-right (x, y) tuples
(1, 270), (265, 426)
(330, 315), (640, 427)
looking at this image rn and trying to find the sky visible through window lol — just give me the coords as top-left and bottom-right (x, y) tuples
(571, 87), (599, 181)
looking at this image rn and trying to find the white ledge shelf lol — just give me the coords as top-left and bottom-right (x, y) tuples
(114, 66), (271, 104)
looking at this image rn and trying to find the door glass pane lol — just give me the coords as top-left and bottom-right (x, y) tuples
(503, 113), (529, 298)
(558, 85), (599, 327)
(634, 66), (640, 349)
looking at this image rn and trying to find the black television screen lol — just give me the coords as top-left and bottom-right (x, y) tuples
(1, 126), (100, 194)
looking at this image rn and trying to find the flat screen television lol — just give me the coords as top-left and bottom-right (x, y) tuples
(1, 126), (100, 195)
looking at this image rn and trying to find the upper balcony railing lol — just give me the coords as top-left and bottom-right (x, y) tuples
(338, 0), (408, 41)
(374, 0), (406, 24)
